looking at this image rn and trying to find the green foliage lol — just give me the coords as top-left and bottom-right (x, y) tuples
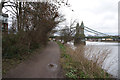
(57, 42), (77, 79)
(57, 42), (65, 49)
(2, 33), (40, 59)
(62, 54), (71, 58)
(57, 41), (66, 55)
(65, 69), (77, 79)
(3, 34), (20, 59)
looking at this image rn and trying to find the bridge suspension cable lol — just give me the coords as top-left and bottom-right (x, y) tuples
(84, 26), (109, 36)
(84, 28), (101, 35)
(56, 25), (109, 36)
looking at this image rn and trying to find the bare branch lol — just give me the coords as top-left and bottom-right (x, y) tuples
(4, 7), (16, 16)
(6, 3), (17, 14)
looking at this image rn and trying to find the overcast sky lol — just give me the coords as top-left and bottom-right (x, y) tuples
(1, 0), (119, 36)
(58, 0), (119, 35)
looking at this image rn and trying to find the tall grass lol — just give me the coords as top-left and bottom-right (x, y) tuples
(84, 45), (111, 68)
(59, 42), (113, 78)
(72, 45), (112, 78)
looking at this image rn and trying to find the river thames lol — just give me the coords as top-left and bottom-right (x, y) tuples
(86, 41), (119, 78)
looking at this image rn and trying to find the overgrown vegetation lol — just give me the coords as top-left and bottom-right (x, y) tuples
(2, 1), (65, 74)
(57, 42), (112, 79)
(2, 0), (66, 58)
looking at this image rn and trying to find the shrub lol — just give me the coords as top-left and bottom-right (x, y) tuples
(3, 34), (23, 58)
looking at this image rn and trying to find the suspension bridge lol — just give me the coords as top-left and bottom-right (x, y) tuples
(77, 22), (119, 44)
(50, 22), (119, 45)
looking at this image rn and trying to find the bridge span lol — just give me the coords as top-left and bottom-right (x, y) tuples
(50, 21), (120, 44)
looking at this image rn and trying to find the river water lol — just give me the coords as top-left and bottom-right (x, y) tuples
(86, 41), (119, 78)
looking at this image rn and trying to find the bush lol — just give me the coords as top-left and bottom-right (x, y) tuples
(2, 33), (40, 59)
(3, 34), (20, 58)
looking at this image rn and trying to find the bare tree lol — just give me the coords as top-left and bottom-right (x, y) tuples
(2, 1), (65, 58)
(60, 20), (76, 43)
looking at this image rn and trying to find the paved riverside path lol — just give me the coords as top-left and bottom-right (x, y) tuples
(4, 41), (63, 78)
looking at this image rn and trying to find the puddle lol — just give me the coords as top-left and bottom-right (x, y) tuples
(47, 63), (58, 71)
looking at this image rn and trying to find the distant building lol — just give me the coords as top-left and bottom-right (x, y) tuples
(1, 13), (8, 33)
(106, 38), (113, 41)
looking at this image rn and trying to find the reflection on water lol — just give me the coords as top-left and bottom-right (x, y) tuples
(86, 41), (118, 78)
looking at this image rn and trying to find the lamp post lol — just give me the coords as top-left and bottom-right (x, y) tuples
(0, 1), (5, 31)
(0, 1), (3, 80)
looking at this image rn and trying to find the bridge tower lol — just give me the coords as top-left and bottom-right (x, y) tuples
(74, 21), (86, 45)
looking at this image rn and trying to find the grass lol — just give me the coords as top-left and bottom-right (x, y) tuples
(57, 41), (76, 79)
(57, 41), (113, 79)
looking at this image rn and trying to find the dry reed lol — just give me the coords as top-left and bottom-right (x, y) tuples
(65, 44), (111, 78)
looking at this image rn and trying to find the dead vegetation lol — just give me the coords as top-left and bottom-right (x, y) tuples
(2, 1), (65, 75)
(59, 42), (113, 78)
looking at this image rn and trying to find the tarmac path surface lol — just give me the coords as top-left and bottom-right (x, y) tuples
(4, 41), (63, 78)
